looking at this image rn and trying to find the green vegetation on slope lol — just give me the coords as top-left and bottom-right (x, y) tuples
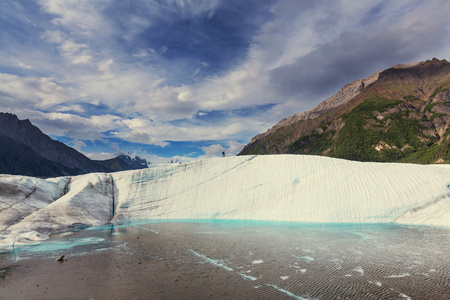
(287, 95), (446, 163)
(287, 130), (335, 154)
(327, 96), (403, 161)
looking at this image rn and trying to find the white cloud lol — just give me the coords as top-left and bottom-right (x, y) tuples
(121, 15), (151, 42)
(0, 73), (70, 109)
(160, 46), (168, 54)
(39, 0), (111, 36)
(133, 48), (156, 58)
(201, 144), (226, 157)
(97, 59), (114, 74)
(72, 139), (87, 151)
(201, 140), (245, 157)
(13, 109), (121, 141)
(2, 0), (450, 158)
(32, 0), (282, 133)
(191, 67), (201, 77)
(59, 40), (88, 53)
(41, 29), (66, 44)
(22, 108), (265, 148)
(56, 40), (94, 64)
(16, 62), (34, 69)
(269, 0), (450, 103)
(71, 54), (93, 64)
(54, 104), (85, 113)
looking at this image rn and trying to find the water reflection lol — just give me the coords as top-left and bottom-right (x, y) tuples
(1, 221), (449, 299)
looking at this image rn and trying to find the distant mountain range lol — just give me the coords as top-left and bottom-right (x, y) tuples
(239, 58), (450, 164)
(0, 113), (149, 177)
(94, 154), (149, 172)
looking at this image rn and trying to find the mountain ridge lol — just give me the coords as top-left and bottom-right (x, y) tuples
(0, 132), (77, 177)
(94, 154), (149, 172)
(239, 58), (450, 163)
(0, 112), (107, 175)
(0, 113), (149, 176)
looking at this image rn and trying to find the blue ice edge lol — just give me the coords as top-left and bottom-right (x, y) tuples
(0, 219), (439, 259)
(112, 218), (406, 228)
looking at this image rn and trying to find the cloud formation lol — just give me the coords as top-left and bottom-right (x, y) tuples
(1, 0), (449, 162)
(270, 0), (450, 102)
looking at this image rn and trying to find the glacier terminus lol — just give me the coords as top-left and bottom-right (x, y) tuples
(1, 155), (450, 248)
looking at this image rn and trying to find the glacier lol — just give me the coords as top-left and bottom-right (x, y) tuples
(1, 155), (450, 247)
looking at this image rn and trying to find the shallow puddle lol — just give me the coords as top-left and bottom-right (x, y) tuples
(1, 221), (449, 299)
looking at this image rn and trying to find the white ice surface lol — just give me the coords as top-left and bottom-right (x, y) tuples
(1, 173), (113, 246)
(394, 191), (450, 226)
(0, 175), (69, 231)
(1, 155), (450, 247)
(111, 155), (450, 225)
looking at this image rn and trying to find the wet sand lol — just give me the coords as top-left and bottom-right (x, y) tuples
(1, 222), (449, 299)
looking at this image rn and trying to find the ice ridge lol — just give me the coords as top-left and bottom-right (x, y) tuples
(1, 155), (450, 248)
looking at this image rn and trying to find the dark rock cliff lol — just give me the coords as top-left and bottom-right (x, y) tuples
(0, 113), (110, 175)
(0, 113), (150, 176)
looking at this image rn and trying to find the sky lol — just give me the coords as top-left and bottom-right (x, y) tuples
(1, 0), (450, 164)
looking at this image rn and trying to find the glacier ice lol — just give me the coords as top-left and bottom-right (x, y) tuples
(7, 173), (114, 235)
(1, 155), (450, 247)
(0, 175), (69, 231)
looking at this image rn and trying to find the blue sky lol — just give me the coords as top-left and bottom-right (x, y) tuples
(1, 0), (450, 164)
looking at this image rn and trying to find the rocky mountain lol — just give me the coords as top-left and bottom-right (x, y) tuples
(118, 154), (149, 169)
(0, 113), (109, 176)
(0, 133), (76, 177)
(94, 154), (149, 171)
(0, 113), (149, 176)
(168, 158), (182, 164)
(239, 58), (450, 164)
